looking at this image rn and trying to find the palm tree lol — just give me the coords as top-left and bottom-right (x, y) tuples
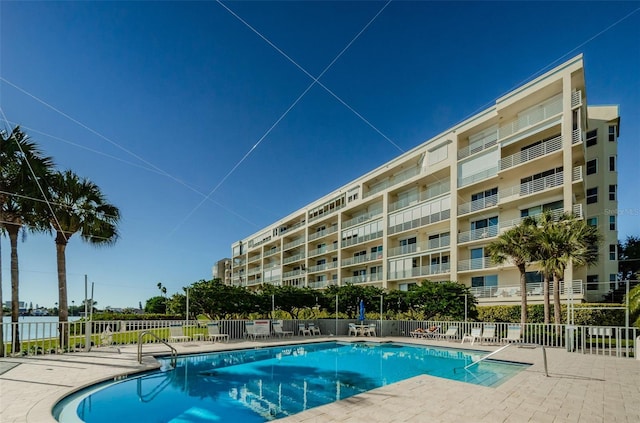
(531, 212), (556, 324)
(1, 127), (54, 353)
(45, 170), (120, 349)
(536, 211), (601, 324)
(486, 217), (537, 326)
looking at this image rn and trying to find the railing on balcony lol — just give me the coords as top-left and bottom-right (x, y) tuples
(248, 254), (261, 263)
(457, 225), (499, 243)
(572, 128), (582, 144)
(572, 165), (583, 182)
(458, 194), (499, 215)
(387, 237), (450, 258)
(263, 247), (281, 257)
(499, 171), (564, 202)
(389, 181), (450, 213)
(388, 263), (451, 279)
(341, 273), (384, 284)
(308, 280), (336, 289)
(458, 132), (498, 160)
(247, 268), (262, 276)
(283, 238), (305, 251)
(283, 269), (305, 278)
(571, 90), (582, 109)
(341, 253), (383, 266)
(308, 225), (338, 242)
(262, 276), (282, 286)
(342, 210), (383, 229)
(470, 280), (584, 299)
(498, 96), (563, 139)
(341, 230), (384, 248)
(573, 203), (583, 219)
(499, 135), (562, 171)
(307, 243), (338, 258)
(458, 257), (494, 271)
(307, 262), (338, 273)
(283, 253), (305, 264)
(500, 205), (584, 231)
(458, 166), (498, 188)
(387, 209), (451, 236)
(363, 166), (421, 199)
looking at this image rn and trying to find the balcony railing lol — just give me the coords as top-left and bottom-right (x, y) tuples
(499, 135), (562, 171)
(458, 257), (494, 271)
(342, 210), (383, 229)
(248, 254), (262, 263)
(457, 225), (499, 244)
(388, 263), (451, 279)
(387, 209), (451, 235)
(471, 280), (584, 299)
(500, 204), (584, 231)
(389, 181), (450, 213)
(283, 269), (305, 278)
(363, 166), (421, 199)
(263, 247), (281, 257)
(283, 238), (305, 251)
(307, 243), (338, 258)
(572, 128), (582, 144)
(458, 194), (498, 215)
(387, 237), (450, 258)
(341, 273), (384, 285)
(341, 253), (383, 266)
(307, 225), (338, 242)
(499, 171), (564, 203)
(308, 280), (336, 289)
(571, 90), (582, 109)
(307, 262), (338, 273)
(458, 166), (499, 188)
(458, 132), (498, 160)
(341, 230), (384, 248)
(498, 95), (563, 139)
(283, 253), (305, 264)
(572, 165), (583, 182)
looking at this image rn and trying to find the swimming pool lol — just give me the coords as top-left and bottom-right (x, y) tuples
(54, 341), (528, 422)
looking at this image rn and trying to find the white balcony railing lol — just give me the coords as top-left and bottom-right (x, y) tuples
(458, 194), (498, 216)
(498, 95), (563, 139)
(499, 171), (564, 203)
(571, 90), (582, 109)
(341, 230), (384, 248)
(341, 253), (383, 267)
(458, 166), (499, 188)
(458, 131), (498, 160)
(264, 247), (281, 257)
(342, 210), (383, 229)
(341, 273), (384, 285)
(283, 253), (305, 264)
(499, 135), (562, 171)
(388, 263), (451, 279)
(283, 238), (305, 251)
(307, 262), (338, 273)
(572, 128), (582, 144)
(307, 225), (338, 242)
(458, 257), (494, 271)
(457, 225), (499, 244)
(470, 280), (584, 299)
(307, 243), (338, 258)
(572, 166), (583, 182)
(363, 166), (421, 199)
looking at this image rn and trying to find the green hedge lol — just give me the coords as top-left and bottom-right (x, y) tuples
(477, 303), (626, 326)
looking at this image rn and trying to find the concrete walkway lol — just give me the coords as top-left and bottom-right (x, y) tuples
(0, 337), (638, 422)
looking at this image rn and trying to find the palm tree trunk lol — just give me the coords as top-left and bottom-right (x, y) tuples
(553, 273), (562, 325)
(519, 265), (527, 327)
(56, 232), (69, 350)
(543, 273), (550, 324)
(7, 224), (21, 354)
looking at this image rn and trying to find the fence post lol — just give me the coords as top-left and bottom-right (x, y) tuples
(636, 335), (639, 361)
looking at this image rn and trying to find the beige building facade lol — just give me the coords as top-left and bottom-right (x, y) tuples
(230, 55), (620, 305)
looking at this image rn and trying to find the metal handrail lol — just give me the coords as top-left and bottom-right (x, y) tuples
(464, 342), (548, 377)
(137, 330), (177, 367)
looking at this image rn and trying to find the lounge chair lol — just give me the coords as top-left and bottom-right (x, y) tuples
(502, 325), (522, 343)
(308, 323), (321, 335)
(438, 326), (458, 341)
(206, 322), (229, 343)
(273, 321), (294, 338)
(169, 324), (191, 342)
(461, 327), (482, 345)
(478, 324), (497, 345)
(348, 323), (363, 336)
(298, 323), (311, 336)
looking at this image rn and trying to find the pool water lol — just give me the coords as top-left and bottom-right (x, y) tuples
(54, 341), (528, 422)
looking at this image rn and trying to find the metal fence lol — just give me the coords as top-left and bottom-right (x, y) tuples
(1, 318), (637, 359)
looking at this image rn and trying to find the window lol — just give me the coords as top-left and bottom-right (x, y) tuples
(609, 156), (616, 172)
(610, 274), (617, 290)
(608, 125), (617, 142)
(587, 275), (598, 291)
(609, 215), (616, 231)
(609, 185), (617, 201)
(586, 159), (597, 175)
(609, 244), (617, 261)
(370, 245), (383, 258)
(471, 275), (498, 288)
(586, 129), (597, 147)
(586, 187), (598, 204)
(587, 217), (598, 227)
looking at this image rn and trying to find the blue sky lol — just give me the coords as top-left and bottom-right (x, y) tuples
(1, 1), (639, 309)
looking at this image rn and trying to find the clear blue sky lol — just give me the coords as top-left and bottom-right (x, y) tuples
(1, 1), (639, 309)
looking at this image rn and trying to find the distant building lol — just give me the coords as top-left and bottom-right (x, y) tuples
(212, 258), (232, 285)
(230, 55), (619, 305)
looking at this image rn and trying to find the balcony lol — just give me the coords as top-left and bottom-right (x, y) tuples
(498, 95), (562, 140)
(458, 132), (497, 160)
(458, 166), (498, 188)
(471, 280), (583, 300)
(571, 90), (582, 109)
(387, 209), (451, 236)
(308, 243), (338, 258)
(572, 128), (582, 144)
(388, 180), (450, 213)
(283, 269), (305, 278)
(342, 210), (383, 229)
(307, 262), (338, 273)
(499, 135), (562, 171)
(264, 247), (281, 258)
(457, 225), (498, 244)
(283, 253), (305, 265)
(388, 263), (451, 280)
(499, 171), (564, 203)
(458, 257), (495, 272)
(342, 273), (383, 285)
(283, 238), (305, 251)
(572, 166), (583, 182)
(499, 204), (584, 231)
(248, 254), (262, 263)
(458, 194), (498, 216)
(308, 225), (338, 242)
(308, 280), (336, 289)
(247, 268), (262, 277)
(341, 230), (384, 248)
(363, 166), (421, 199)
(342, 253), (383, 267)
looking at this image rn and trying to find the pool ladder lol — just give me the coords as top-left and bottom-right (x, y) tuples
(137, 330), (178, 368)
(464, 342), (548, 377)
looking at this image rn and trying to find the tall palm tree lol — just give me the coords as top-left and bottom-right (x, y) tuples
(531, 212), (556, 324)
(45, 170), (120, 349)
(0, 127), (54, 353)
(536, 211), (601, 324)
(486, 217), (537, 326)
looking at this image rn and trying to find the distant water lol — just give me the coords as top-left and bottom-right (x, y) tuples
(2, 316), (82, 342)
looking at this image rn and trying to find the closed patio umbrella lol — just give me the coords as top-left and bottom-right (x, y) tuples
(359, 299), (365, 322)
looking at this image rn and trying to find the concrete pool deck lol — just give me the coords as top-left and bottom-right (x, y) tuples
(0, 336), (638, 423)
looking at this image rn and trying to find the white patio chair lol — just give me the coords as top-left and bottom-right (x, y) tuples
(169, 325), (191, 342)
(206, 322), (229, 343)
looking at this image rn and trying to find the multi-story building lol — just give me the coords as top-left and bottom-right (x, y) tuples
(212, 258), (232, 285)
(230, 55), (619, 305)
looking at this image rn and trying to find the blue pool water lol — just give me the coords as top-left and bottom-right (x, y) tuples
(54, 341), (528, 422)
